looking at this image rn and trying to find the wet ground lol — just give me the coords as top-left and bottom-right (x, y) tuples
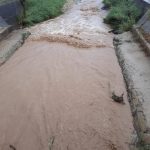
(0, 0), (134, 150)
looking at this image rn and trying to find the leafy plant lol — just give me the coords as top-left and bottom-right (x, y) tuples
(103, 0), (141, 32)
(23, 0), (66, 26)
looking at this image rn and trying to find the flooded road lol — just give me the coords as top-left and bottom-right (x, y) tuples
(0, 0), (134, 150)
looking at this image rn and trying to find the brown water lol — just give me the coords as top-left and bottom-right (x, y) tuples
(0, 0), (134, 150)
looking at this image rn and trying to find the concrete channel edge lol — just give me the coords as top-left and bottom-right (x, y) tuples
(113, 37), (150, 150)
(0, 31), (30, 66)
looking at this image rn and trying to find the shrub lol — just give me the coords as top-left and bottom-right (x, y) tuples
(119, 17), (136, 31)
(103, 0), (112, 7)
(103, 0), (119, 7)
(23, 0), (66, 26)
(103, 0), (141, 32)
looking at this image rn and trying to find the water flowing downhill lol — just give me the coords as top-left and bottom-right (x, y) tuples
(0, 0), (134, 150)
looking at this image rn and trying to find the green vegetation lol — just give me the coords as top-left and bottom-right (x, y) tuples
(103, 0), (118, 8)
(103, 0), (141, 32)
(23, 0), (66, 26)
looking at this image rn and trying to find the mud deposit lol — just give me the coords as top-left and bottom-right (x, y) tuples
(0, 0), (134, 150)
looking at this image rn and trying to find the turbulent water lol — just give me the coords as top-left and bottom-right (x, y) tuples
(0, 0), (134, 150)
(29, 0), (112, 48)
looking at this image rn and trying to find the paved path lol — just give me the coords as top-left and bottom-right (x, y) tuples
(0, 0), (134, 150)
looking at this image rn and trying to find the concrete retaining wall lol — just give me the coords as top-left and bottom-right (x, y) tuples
(132, 25), (150, 55)
(135, 0), (150, 15)
(0, 0), (23, 25)
(132, 10), (150, 55)
(114, 33), (150, 149)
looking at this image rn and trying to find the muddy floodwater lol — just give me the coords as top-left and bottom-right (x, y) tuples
(0, 0), (134, 150)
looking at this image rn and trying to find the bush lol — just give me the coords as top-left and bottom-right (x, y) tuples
(103, 0), (119, 7)
(103, 0), (141, 32)
(23, 0), (66, 26)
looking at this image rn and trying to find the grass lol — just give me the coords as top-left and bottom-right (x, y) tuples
(103, 0), (141, 32)
(23, 0), (66, 26)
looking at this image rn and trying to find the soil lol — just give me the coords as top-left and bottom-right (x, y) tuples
(0, 0), (134, 150)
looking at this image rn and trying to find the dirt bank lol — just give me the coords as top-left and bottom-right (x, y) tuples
(0, 0), (134, 150)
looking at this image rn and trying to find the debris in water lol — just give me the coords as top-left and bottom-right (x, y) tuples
(109, 143), (118, 150)
(9, 145), (16, 150)
(48, 136), (55, 150)
(112, 92), (125, 104)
